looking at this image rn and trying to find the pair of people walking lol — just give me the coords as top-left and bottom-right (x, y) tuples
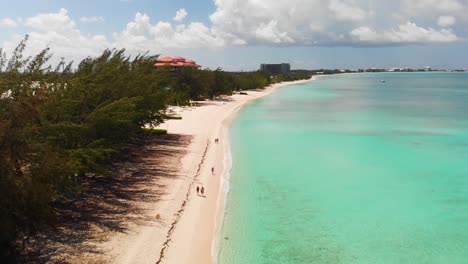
(196, 186), (205, 197)
(198, 137), (217, 198)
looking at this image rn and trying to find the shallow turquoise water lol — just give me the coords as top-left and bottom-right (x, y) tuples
(218, 73), (468, 264)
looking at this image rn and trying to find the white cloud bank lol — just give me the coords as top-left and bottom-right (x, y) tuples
(1, 0), (467, 62)
(207, 0), (463, 46)
(351, 22), (458, 44)
(112, 12), (230, 52)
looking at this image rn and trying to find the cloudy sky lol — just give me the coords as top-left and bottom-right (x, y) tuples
(1, 0), (468, 70)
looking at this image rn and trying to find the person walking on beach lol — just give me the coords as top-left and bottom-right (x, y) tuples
(196, 186), (200, 196)
(211, 167), (214, 175)
(201, 186), (205, 197)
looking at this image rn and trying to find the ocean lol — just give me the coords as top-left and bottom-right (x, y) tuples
(218, 73), (468, 263)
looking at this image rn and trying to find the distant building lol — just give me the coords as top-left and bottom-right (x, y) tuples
(260, 63), (291, 75)
(155, 56), (201, 70)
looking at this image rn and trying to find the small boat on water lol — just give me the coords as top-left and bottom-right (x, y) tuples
(381, 80), (386, 83)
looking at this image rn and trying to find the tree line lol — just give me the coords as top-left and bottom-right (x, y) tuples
(0, 36), (311, 259)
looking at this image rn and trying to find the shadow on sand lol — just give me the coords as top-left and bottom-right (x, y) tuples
(19, 134), (192, 263)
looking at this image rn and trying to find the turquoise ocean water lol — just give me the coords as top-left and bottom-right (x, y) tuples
(218, 73), (468, 263)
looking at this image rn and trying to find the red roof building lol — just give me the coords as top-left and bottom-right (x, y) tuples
(154, 56), (201, 69)
(158, 57), (174, 62)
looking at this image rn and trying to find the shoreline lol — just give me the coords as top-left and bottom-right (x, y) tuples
(102, 77), (316, 264)
(212, 77), (318, 262)
(162, 77), (316, 264)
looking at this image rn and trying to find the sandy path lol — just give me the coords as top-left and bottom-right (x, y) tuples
(104, 78), (315, 264)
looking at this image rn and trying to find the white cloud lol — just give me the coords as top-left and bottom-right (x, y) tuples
(173, 8), (187, 22)
(403, 0), (465, 15)
(208, 0), (463, 46)
(438, 16), (456, 27)
(1, 1), (466, 64)
(328, 0), (367, 22)
(351, 22), (458, 44)
(25, 8), (76, 33)
(254, 20), (295, 43)
(0, 18), (19, 28)
(80, 16), (105, 23)
(4, 9), (109, 64)
(112, 12), (231, 52)
(209, 0), (326, 45)
(350, 27), (378, 42)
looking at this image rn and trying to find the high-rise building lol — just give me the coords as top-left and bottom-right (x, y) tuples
(260, 63), (291, 75)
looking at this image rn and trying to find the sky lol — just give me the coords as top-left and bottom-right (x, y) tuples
(1, 0), (468, 71)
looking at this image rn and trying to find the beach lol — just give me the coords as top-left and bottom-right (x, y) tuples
(101, 77), (315, 264)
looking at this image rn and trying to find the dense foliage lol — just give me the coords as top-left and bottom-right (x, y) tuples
(271, 72), (313, 83)
(0, 37), (311, 259)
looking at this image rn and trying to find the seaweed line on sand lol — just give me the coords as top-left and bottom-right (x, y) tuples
(155, 139), (210, 264)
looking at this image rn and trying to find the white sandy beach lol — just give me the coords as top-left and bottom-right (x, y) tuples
(103, 77), (315, 264)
